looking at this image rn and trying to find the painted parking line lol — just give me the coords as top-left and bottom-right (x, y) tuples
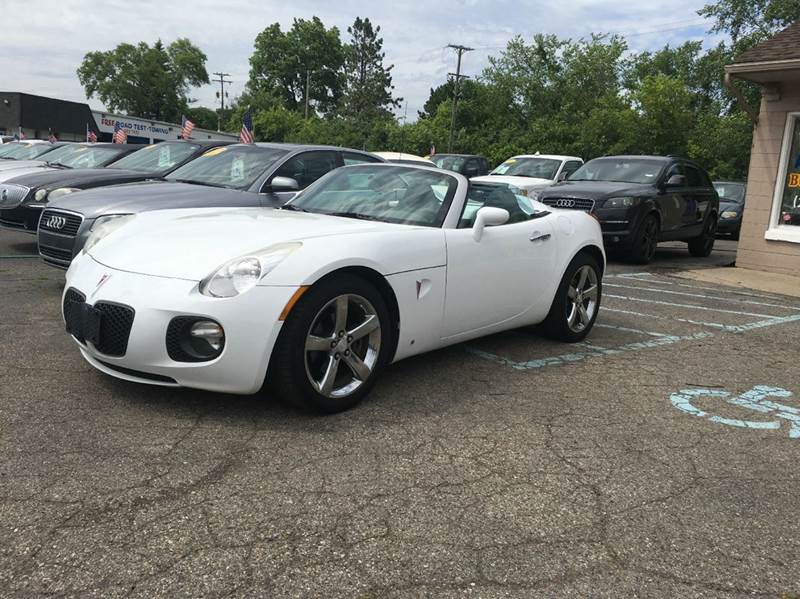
(603, 293), (780, 319)
(609, 272), (791, 301)
(604, 283), (800, 312)
(601, 306), (731, 331)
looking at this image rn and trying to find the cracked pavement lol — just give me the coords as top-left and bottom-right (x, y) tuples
(1, 230), (799, 598)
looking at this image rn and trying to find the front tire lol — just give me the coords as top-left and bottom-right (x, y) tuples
(688, 215), (717, 257)
(629, 214), (659, 264)
(541, 252), (602, 342)
(268, 274), (392, 413)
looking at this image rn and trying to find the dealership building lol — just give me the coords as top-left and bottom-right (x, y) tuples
(0, 92), (237, 143)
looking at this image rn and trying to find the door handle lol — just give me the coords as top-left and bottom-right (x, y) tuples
(530, 232), (551, 242)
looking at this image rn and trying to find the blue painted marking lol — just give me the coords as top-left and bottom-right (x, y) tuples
(670, 385), (799, 438)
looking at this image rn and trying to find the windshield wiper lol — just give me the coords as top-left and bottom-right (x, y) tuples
(44, 162), (72, 169)
(327, 211), (380, 221)
(280, 204), (311, 212)
(170, 178), (229, 189)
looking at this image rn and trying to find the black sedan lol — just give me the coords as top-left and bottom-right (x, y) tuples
(0, 143), (143, 233)
(0, 140), (229, 236)
(37, 143), (382, 268)
(713, 181), (746, 239)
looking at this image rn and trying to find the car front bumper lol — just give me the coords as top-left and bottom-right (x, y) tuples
(716, 216), (742, 235)
(64, 254), (300, 394)
(0, 204), (43, 234)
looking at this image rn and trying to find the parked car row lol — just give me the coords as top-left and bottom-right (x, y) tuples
(0, 137), (736, 412)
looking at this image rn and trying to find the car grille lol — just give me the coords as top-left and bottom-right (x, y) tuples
(39, 209), (83, 236)
(541, 197), (595, 212)
(39, 244), (73, 266)
(63, 288), (135, 357)
(0, 184), (30, 208)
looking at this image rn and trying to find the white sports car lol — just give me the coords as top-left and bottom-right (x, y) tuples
(62, 164), (605, 412)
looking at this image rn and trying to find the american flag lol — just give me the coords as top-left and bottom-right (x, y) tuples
(180, 115), (195, 140)
(240, 109), (254, 144)
(86, 124), (97, 143)
(48, 130), (57, 143)
(429, 143), (436, 156)
(113, 122), (127, 144)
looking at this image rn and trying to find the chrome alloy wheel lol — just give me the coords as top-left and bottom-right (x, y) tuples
(566, 265), (599, 333)
(304, 294), (382, 398)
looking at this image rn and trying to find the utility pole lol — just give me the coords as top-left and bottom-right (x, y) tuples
(304, 70), (310, 119)
(446, 44), (473, 153)
(212, 72), (232, 131)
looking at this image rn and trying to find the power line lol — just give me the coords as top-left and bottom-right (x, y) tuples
(446, 44), (473, 153)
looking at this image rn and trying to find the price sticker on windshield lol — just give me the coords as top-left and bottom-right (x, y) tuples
(231, 157), (245, 181)
(788, 173), (800, 188)
(158, 145), (171, 167)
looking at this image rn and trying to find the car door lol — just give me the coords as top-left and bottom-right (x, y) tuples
(261, 150), (340, 205)
(442, 185), (556, 339)
(658, 162), (689, 237)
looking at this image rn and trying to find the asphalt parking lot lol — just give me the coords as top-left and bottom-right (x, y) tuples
(1, 230), (799, 598)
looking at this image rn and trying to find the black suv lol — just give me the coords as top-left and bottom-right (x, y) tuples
(537, 155), (719, 263)
(429, 154), (489, 177)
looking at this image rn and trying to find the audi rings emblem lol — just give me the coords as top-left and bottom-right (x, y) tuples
(45, 215), (67, 230)
(555, 199), (576, 208)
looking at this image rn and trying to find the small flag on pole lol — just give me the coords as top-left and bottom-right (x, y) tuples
(429, 143), (436, 156)
(112, 122), (127, 144)
(240, 109), (254, 144)
(180, 115), (195, 140)
(86, 124), (97, 143)
(48, 130), (58, 143)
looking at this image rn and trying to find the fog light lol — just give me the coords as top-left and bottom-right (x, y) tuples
(190, 321), (224, 350)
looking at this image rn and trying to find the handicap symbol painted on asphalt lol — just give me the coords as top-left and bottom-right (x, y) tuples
(670, 385), (800, 438)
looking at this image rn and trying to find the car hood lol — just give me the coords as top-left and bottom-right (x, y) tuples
(719, 200), (744, 213)
(86, 207), (408, 280)
(0, 159), (49, 172)
(539, 180), (651, 200)
(47, 181), (262, 218)
(471, 174), (553, 190)
(0, 165), (59, 183)
(16, 168), (155, 191)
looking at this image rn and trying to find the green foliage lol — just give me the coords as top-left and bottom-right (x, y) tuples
(77, 39), (209, 122)
(247, 17), (344, 116)
(185, 106), (218, 130)
(699, 0), (800, 43)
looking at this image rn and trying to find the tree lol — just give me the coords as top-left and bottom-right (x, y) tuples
(185, 106), (218, 130)
(77, 39), (208, 122)
(339, 17), (401, 119)
(247, 17), (344, 116)
(699, 0), (800, 44)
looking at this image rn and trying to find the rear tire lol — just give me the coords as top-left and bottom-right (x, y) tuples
(688, 216), (717, 257)
(541, 252), (602, 343)
(267, 274), (392, 413)
(629, 214), (659, 264)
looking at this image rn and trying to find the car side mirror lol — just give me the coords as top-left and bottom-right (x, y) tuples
(269, 176), (300, 192)
(472, 206), (509, 241)
(665, 174), (686, 187)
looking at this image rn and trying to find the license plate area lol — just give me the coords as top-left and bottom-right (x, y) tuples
(65, 301), (103, 346)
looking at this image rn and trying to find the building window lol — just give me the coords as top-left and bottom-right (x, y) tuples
(767, 112), (800, 242)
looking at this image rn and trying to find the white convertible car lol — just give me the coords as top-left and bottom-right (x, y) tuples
(63, 164), (604, 412)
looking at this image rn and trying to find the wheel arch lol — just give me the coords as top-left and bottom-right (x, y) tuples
(306, 265), (402, 363)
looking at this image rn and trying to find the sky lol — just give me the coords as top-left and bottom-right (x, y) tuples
(0, 0), (722, 126)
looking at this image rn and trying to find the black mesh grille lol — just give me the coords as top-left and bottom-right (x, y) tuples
(62, 288), (135, 357)
(39, 244), (73, 265)
(63, 288), (87, 343)
(93, 302), (135, 357)
(39, 210), (82, 236)
(541, 197), (595, 212)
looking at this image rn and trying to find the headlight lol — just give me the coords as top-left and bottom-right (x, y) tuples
(34, 189), (48, 202)
(603, 197), (639, 208)
(48, 187), (82, 201)
(721, 210), (739, 219)
(83, 214), (135, 254)
(199, 242), (302, 298)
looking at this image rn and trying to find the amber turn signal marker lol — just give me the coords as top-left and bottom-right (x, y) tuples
(279, 286), (309, 321)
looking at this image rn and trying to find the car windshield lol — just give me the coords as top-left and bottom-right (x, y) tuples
(0, 142), (60, 160)
(167, 145), (288, 190)
(568, 158), (664, 184)
(431, 155), (466, 171)
(713, 182), (745, 203)
(288, 165), (458, 228)
(490, 157), (561, 180)
(110, 142), (201, 173)
(40, 144), (128, 168)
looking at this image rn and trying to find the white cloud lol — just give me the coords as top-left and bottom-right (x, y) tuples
(0, 0), (719, 124)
